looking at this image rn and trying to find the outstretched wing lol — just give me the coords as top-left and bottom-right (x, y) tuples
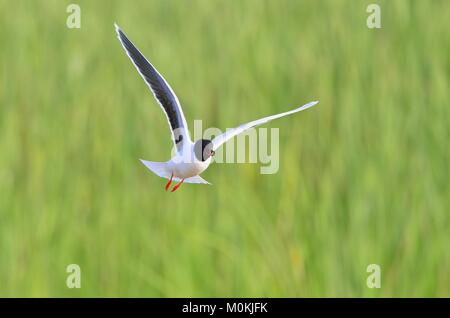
(212, 101), (318, 150)
(115, 24), (191, 152)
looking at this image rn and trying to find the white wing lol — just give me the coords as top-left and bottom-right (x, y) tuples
(115, 24), (192, 152)
(212, 101), (318, 150)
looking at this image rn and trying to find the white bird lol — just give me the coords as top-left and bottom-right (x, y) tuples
(115, 24), (318, 192)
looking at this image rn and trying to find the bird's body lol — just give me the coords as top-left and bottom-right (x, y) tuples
(139, 141), (213, 187)
(167, 156), (212, 180)
(115, 24), (318, 191)
(166, 143), (213, 180)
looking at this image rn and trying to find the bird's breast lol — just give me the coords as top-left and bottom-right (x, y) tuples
(167, 157), (211, 179)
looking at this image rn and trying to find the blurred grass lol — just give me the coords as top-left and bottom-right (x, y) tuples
(0, 0), (448, 297)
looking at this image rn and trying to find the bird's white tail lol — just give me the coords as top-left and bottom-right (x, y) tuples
(140, 159), (211, 184)
(184, 175), (211, 184)
(140, 159), (170, 179)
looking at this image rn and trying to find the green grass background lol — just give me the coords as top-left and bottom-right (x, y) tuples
(0, 0), (448, 297)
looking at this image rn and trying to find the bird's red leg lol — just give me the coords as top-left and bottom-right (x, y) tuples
(171, 178), (185, 192)
(165, 173), (173, 191)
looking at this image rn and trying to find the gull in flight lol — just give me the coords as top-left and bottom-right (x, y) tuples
(115, 24), (318, 192)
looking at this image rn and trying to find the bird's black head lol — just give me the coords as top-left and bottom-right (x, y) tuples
(194, 139), (215, 161)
